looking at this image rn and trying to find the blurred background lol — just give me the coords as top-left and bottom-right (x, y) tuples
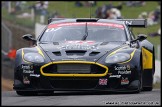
(1, 1), (161, 91)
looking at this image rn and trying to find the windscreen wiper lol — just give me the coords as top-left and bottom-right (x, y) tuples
(81, 22), (88, 40)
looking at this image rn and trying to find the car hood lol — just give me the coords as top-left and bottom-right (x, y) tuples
(39, 41), (127, 62)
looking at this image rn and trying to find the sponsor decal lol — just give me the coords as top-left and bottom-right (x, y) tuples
(108, 73), (112, 75)
(114, 65), (131, 75)
(61, 58), (86, 61)
(30, 65), (33, 69)
(66, 41), (95, 44)
(114, 66), (126, 71)
(121, 77), (129, 85)
(58, 44), (98, 50)
(23, 76), (30, 84)
(125, 21), (133, 25)
(99, 78), (107, 85)
(118, 70), (131, 74)
(30, 74), (40, 77)
(114, 65), (131, 71)
(45, 27), (62, 32)
(127, 65), (130, 70)
(67, 55), (82, 59)
(48, 22), (124, 30)
(109, 75), (121, 78)
(23, 70), (34, 74)
(21, 65), (33, 69)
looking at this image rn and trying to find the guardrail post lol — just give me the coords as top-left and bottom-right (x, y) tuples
(2, 22), (12, 53)
(8, 2), (11, 13)
(157, 45), (160, 60)
(31, 8), (35, 21)
(40, 15), (45, 24)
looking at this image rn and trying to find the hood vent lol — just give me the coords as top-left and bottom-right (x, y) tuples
(66, 50), (86, 56)
(89, 51), (100, 56)
(53, 42), (59, 45)
(100, 42), (109, 45)
(53, 51), (61, 56)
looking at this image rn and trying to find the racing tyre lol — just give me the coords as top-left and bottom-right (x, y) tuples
(143, 87), (153, 91)
(135, 56), (143, 93)
(135, 79), (142, 93)
(133, 54), (143, 94)
(16, 91), (38, 96)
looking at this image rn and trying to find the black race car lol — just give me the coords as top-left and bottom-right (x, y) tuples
(13, 18), (155, 95)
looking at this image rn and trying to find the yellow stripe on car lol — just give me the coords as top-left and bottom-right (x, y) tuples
(22, 47), (44, 63)
(22, 49), (31, 63)
(118, 49), (136, 64)
(36, 47), (45, 58)
(108, 45), (129, 56)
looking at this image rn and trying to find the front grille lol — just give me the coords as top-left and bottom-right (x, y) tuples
(57, 64), (90, 73)
(42, 62), (107, 75)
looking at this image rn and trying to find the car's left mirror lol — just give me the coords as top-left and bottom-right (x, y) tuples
(22, 34), (36, 42)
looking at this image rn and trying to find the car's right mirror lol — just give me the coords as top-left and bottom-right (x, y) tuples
(137, 34), (147, 41)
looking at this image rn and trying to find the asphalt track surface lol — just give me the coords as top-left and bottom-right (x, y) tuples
(2, 89), (161, 106)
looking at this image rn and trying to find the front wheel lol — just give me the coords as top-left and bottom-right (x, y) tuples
(135, 78), (142, 93)
(142, 87), (153, 91)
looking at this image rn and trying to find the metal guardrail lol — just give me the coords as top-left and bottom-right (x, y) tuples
(1, 22), (14, 80)
(1, 21), (12, 54)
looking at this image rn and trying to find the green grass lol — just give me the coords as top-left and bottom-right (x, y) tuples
(153, 82), (161, 89)
(2, 1), (160, 59)
(46, 1), (159, 18)
(2, 7), (35, 28)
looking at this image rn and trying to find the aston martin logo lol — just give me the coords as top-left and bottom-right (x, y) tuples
(67, 55), (81, 59)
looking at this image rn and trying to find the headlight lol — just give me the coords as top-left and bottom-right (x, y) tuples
(105, 53), (130, 63)
(24, 53), (44, 63)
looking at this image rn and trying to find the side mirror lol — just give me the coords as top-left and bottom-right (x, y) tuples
(130, 34), (147, 43)
(137, 34), (147, 41)
(22, 34), (36, 42)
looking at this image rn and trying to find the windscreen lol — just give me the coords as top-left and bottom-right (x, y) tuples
(40, 22), (126, 42)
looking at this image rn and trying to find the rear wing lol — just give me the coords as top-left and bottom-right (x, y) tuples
(48, 18), (147, 27)
(117, 19), (147, 27)
(48, 18), (99, 24)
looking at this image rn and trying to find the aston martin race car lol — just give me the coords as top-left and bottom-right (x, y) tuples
(13, 18), (155, 95)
